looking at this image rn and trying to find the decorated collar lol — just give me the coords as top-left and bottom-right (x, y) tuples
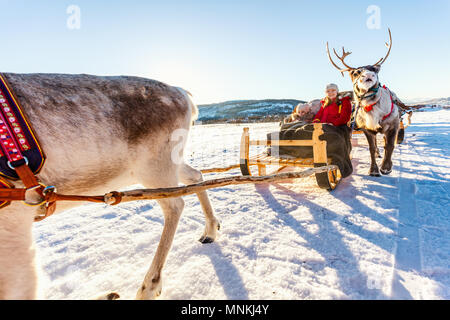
(361, 85), (394, 119)
(354, 83), (381, 102)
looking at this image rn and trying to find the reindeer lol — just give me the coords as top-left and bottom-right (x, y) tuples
(0, 73), (220, 299)
(326, 29), (401, 176)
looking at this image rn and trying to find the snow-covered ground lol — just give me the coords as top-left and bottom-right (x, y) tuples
(33, 110), (450, 300)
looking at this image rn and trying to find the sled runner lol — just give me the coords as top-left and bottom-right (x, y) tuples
(239, 123), (341, 190)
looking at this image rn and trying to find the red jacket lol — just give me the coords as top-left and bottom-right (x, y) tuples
(313, 96), (352, 126)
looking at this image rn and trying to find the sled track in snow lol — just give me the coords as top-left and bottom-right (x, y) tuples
(391, 136), (450, 298)
(391, 142), (421, 298)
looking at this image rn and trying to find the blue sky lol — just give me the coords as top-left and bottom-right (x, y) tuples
(0, 0), (449, 104)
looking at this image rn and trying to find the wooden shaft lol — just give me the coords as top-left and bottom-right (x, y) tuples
(201, 164), (240, 173)
(250, 139), (314, 147)
(104, 165), (338, 204)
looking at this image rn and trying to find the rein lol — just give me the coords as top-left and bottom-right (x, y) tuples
(382, 86), (395, 121)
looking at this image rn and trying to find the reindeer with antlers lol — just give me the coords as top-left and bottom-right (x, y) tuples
(326, 29), (401, 176)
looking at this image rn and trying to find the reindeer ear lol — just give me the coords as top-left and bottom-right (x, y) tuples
(372, 65), (381, 73)
(349, 70), (359, 81)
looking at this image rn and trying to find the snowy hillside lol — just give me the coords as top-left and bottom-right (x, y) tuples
(404, 97), (450, 106)
(197, 99), (304, 122)
(33, 109), (450, 300)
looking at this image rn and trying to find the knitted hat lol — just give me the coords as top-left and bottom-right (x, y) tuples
(325, 83), (339, 92)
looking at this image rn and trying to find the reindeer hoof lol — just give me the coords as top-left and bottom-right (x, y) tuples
(136, 282), (162, 300)
(94, 291), (120, 300)
(369, 171), (381, 177)
(199, 236), (215, 244)
(106, 292), (120, 300)
(380, 168), (392, 175)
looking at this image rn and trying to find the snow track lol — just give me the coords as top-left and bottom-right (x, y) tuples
(391, 114), (450, 299)
(392, 145), (421, 298)
(33, 110), (449, 299)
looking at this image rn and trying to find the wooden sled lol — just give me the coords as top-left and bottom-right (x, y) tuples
(239, 123), (341, 190)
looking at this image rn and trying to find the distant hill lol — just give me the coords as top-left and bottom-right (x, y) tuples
(197, 99), (304, 124)
(404, 97), (450, 106)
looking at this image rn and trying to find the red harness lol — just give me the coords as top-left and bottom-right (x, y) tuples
(0, 74), (117, 221)
(0, 75), (130, 222)
(382, 86), (395, 121)
(0, 97), (33, 163)
(363, 85), (394, 121)
(363, 102), (377, 112)
(0, 74), (53, 219)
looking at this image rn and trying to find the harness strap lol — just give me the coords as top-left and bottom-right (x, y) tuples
(359, 84), (395, 121)
(363, 101), (377, 112)
(0, 162), (53, 221)
(382, 85), (395, 121)
(14, 163), (41, 189)
(33, 192), (108, 222)
(351, 101), (361, 130)
(44, 192), (106, 204)
(0, 108), (27, 164)
(0, 188), (26, 201)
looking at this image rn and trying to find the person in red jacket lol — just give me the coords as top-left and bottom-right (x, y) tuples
(313, 83), (352, 126)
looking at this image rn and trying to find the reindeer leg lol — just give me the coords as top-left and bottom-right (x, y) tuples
(134, 155), (189, 300)
(374, 138), (382, 158)
(0, 206), (38, 299)
(179, 163), (220, 244)
(136, 197), (184, 300)
(363, 129), (381, 176)
(380, 128), (398, 175)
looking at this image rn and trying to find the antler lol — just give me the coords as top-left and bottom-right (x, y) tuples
(333, 47), (354, 69)
(374, 28), (392, 66)
(326, 42), (354, 76)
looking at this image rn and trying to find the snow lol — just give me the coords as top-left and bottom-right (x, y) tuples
(33, 110), (450, 300)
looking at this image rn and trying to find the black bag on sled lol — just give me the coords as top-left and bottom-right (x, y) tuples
(266, 121), (353, 178)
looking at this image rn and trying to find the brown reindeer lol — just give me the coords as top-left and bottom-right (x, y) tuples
(326, 29), (401, 176)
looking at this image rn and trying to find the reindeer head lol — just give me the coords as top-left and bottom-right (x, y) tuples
(326, 29), (392, 92)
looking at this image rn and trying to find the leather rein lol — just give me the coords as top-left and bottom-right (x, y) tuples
(0, 162), (122, 222)
(0, 160), (119, 222)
